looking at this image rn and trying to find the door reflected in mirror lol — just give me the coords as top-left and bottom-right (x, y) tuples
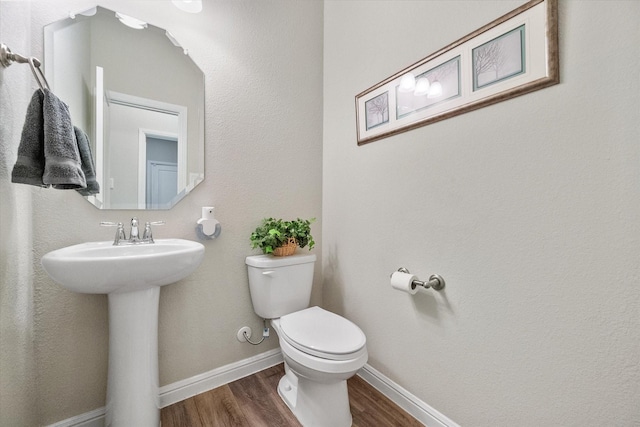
(44, 6), (205, 209)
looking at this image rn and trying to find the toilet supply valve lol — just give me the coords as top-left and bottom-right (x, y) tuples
(238, 320), (269, 346)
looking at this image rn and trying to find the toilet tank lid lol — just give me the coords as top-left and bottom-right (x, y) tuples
(245, 253), (317, 268)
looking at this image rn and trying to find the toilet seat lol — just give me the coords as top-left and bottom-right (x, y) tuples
(279, 307), (367, 361)
(279, 333), (368, 376)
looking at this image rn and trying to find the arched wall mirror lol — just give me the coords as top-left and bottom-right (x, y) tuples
(44, 6), (205, 210)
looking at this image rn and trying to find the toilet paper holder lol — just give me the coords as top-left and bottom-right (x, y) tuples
(395, 268), (445, 291)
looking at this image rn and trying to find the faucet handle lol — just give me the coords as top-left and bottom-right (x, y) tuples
(142, 221), (165, 243)
(100, 221), (126, 245)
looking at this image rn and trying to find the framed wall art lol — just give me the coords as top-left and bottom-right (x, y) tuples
(355, 0), (559, 145)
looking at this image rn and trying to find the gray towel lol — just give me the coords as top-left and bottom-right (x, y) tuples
(42, 89), (86, 189)
(11, 90), (48, 187)
(74, 126), (100, 196)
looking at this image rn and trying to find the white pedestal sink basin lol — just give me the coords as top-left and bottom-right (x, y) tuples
(41, 238), (205, 427)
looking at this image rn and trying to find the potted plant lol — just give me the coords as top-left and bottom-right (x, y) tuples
(250, 217), (315, 256)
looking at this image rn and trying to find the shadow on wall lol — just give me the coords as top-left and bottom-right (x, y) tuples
(322, 245), (346, 314)
(411, 288), (455, 321)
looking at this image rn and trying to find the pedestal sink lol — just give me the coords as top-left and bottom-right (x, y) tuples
(41, 238), (205, 427)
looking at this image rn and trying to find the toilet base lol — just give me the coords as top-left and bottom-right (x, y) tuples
(278, 375), (298, 411)
(277, 368), (352, 427)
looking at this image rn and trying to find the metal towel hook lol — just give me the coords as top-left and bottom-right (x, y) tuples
(1, 43), (50, 91)
(28, 57), (50, 92)
(0, 43), (38, 67)
(396, 267), (445, 291)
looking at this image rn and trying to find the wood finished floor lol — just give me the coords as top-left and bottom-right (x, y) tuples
(161, 363), (423, 427)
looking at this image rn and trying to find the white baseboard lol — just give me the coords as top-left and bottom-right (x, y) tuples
(46, 407), (105, 427)
(47, 350), (458, 427)
(358, 364), (460, 427)
(45, 349), (283, 427)
(159, 348), (283, 407)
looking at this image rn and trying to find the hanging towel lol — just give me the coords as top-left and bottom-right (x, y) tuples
(74, 126), (100, 196)
(41, 89), (86, 189)
(11, 90), (48, 187)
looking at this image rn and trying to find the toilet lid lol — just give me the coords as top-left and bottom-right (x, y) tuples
(279, 307), (366, 360)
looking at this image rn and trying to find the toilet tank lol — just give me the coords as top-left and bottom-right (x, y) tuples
(245, 253), (316, 319)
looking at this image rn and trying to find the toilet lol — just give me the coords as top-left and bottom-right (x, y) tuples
(246, 253), (367, 427)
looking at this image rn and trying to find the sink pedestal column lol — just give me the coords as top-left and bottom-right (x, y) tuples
(106, 287), (160, 427)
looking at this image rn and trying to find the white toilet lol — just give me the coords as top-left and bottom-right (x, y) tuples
(246, 253), (368, 427)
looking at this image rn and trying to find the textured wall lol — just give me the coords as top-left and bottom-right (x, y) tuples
(0, 3), (38, 426)
(5, 1), (639, 426)
(0, 0), (323, 424)
(323, 1), (640, 426)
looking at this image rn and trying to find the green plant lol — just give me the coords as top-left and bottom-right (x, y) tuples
(250, 217), (315, 254)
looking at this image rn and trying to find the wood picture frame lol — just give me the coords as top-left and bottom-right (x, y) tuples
(355, 0), (559, 145)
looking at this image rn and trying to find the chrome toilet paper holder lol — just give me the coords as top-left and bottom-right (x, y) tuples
(395, 268), (445, 291)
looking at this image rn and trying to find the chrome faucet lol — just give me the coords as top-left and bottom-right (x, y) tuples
(101, 218), (164, 245)
(129, 217), (140, 243)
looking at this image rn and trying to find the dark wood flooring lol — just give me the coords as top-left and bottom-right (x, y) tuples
(161, 363), (423, 427)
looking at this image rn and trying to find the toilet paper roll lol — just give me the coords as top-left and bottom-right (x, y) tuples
(390, 271), (419, 295)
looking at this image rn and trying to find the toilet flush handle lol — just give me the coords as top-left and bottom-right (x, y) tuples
(262, 270), (275, 276)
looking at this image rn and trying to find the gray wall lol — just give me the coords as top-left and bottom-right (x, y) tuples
(323, 1), (640, 426)
(0, 3), (38, 425)
(0, 0), (323, 424)
(1, 0), (639, 426)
